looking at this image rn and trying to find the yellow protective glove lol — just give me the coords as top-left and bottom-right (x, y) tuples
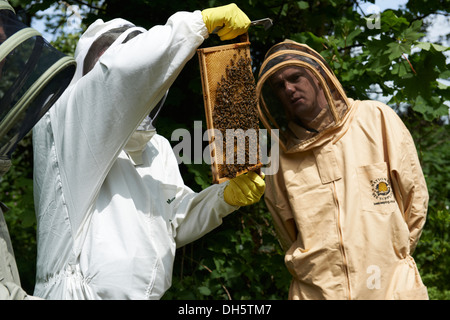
(224, 171), (265, 206)
(201, 3), (251, 41)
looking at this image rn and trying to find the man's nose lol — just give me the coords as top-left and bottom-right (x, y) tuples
(285, 82), (295, 94)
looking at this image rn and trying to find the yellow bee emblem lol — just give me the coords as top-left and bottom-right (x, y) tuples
(371, 179), (391, 198)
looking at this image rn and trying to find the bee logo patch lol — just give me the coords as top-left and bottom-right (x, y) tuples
(370, 178), (395, 205)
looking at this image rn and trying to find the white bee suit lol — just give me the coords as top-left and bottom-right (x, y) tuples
(32, 12), (238, 300)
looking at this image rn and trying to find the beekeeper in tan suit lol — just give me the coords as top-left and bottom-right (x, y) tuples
(256, 40), (429, 300)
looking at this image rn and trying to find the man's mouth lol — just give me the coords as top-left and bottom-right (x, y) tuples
(291, 96), (305, 105)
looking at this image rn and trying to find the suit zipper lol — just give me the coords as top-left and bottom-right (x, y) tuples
(333, 181), (352, 299)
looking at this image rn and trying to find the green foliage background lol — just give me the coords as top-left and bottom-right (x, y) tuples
(1, 0), (449, 299)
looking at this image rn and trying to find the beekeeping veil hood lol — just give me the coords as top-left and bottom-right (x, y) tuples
(70, 18), (166, 165)
(0, 0), (76, 160)
(256, 40), (351, 153)
(69, 17), (146, 84)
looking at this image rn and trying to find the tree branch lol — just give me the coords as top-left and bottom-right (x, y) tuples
(69, 0), (106, 12)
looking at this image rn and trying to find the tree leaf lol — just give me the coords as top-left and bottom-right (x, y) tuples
(387, 41), (410, 60)
(198, 286), (212, 296)
(297, 1), (309, 9)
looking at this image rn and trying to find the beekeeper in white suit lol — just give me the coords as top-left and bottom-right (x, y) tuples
(32, 3), (265, 300)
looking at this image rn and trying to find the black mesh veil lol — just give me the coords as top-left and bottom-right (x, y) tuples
(256, 40), (350, 153)
(0, 1), (76, 158)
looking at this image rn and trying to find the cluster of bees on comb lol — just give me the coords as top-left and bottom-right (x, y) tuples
(212, 50), (260, 179)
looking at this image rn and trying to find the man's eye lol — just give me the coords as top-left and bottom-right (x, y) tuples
(291, 73), (302, 81)
(272, 81), (284, 89)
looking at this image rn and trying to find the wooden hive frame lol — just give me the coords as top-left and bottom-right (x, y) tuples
(197, 35), (263, 184)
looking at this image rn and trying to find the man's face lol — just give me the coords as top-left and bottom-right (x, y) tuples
(269, 66), (324, 124)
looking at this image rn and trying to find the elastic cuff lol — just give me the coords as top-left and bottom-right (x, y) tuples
(193, 10), (209, 39)
(218, 181), (240, 209)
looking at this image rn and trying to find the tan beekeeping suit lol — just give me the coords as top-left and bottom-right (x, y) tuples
(257, 40), (429, 300)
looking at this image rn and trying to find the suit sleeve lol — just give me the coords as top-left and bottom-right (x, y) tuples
(48, 11), (208, 233)
(153, 137), (238, 248)
(264, 170), (298, 251)
(385, 106), (429, 254)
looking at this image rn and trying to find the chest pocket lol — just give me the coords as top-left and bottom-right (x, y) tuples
(313, 143), (342, 184)
(357, 162), (397, 214)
